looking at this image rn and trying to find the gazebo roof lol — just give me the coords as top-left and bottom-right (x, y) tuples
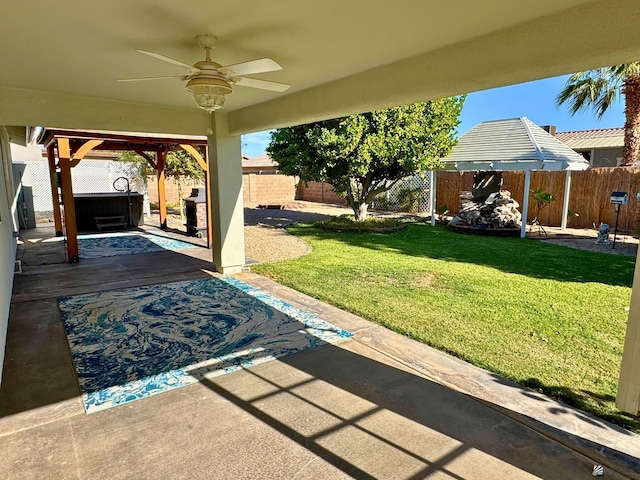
(441, 117), (590, 172)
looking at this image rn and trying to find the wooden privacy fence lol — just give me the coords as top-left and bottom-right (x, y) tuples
(437, 167), (640, 232)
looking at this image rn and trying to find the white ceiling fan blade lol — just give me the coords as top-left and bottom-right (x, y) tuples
(118, 75), (188, 82)
(233, 77), (290, 92)
(136, 49), (200, 74)
(220, 58), (282, 76)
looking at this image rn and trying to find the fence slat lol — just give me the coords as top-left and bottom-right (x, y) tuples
(436, 167), (640, 232)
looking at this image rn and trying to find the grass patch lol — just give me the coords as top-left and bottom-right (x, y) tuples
(315, 214), (408, 232)
(252, 223), (640, 431)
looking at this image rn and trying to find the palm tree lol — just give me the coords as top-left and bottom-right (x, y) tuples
(556, 63), (640, 166)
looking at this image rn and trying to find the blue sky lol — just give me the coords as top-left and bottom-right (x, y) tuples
(241, 74), (626, 158)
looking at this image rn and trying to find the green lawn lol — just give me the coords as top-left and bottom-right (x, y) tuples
(252, 223), (640, 431)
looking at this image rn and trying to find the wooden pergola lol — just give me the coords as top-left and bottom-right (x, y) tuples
(39, 128), (210, 263)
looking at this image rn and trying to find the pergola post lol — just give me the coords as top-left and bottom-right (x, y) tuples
(430, 170), (437, 227)
(46, 144), (63, 236)
(207, 112), (245, 273)
(561, 170), (572, 231)
(617, 246), (640, 415)
(204, 169), (213, 248)
(56, 138), (79, 263)
(181, 144), (212, 248)
(157, 149), (167, 230)
(520, 169), (531, 239)
(55, 137), (104, 262)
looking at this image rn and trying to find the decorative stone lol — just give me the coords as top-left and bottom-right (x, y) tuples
(455, 189), (522, 229)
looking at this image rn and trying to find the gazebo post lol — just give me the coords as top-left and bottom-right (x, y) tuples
(430, 170), (437, 227)
(520, 169), (531, 238)
(561, 170), (572, 231)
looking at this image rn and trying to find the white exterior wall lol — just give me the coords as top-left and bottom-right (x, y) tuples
(0, 127), (18, 388)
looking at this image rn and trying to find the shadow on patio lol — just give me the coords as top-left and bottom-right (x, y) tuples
(192, 342), (637, 479)
(1, 225), (638, 479)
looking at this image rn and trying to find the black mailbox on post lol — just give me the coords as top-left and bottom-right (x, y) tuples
(610, 191), (628, 249)
(611, 191), (628, 205)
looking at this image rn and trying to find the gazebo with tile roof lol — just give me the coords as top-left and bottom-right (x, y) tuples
(432, 117), (590, 238)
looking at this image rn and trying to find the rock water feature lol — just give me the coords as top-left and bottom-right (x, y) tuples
(448, 172), (522, 235)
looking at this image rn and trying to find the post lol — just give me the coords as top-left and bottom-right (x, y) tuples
(612, 204), (621, 249)
(560, 170), (572, 231)
(46, 144), (63, 236)
(57, 138), (79, 263)
(430, 170), (437, 227)
(520, 169), (531, 239)
(181, 143), (212, 248)
(204, 170), (213, 248)
(207, 112), (245, 273)
(157, 150), (167, 230)
(617, 243), (640, 415)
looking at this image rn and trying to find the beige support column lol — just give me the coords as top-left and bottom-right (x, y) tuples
(616, 247), (640, 414)
(207, 113), (245, 274)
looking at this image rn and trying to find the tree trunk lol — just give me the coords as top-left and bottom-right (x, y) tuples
(177, 179), (185, 221)
(355, 202), (368, 221)
(622, 74), (640, 166)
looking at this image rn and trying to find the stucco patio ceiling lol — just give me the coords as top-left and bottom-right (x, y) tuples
(2, 0), (640, 136)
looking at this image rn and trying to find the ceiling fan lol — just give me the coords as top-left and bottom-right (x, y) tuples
(119, 34), (290, 112)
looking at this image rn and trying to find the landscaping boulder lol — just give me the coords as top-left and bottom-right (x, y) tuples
(451, 189), (522, 228)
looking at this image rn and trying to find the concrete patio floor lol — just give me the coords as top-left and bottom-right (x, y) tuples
(2, 225), (640, 479)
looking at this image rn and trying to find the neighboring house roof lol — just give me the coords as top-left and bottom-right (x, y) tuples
(555, 127), (624, 150)
(242, 153), (278, 169)
(441, 117), (589, 172)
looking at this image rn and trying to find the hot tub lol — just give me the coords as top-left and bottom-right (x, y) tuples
(73, 192), (144, 232)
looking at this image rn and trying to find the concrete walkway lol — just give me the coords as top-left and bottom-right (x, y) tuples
(1, 225), (639, 479)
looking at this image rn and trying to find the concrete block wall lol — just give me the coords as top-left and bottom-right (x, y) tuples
(243, 173), (297, 206)
(297, 181), (346, 205)
(147, 175), (346, 208)
(147, 177), (199, 205)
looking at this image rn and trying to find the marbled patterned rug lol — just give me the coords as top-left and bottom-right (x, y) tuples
(78, 232), (199, 259)
(58, 276), (353, 414)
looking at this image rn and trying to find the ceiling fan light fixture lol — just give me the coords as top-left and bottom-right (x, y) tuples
(185, 77), (232, 113)
(124, 35), (289, 113)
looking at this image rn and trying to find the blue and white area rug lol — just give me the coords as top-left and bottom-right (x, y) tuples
(77, 232), (199, 259)
(58, 276), (353, 414)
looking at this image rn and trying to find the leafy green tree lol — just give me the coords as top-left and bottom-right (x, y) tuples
(529, 188), (556, 236)
(118, 149), (204, 184)
(556, 63), (640, 166)
(268, 97), (465, 221)
(118, 149), (205, 216)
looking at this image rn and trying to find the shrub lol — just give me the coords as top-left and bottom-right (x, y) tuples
(315, 215), (407, 233)
(396, 187), (422, 213)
